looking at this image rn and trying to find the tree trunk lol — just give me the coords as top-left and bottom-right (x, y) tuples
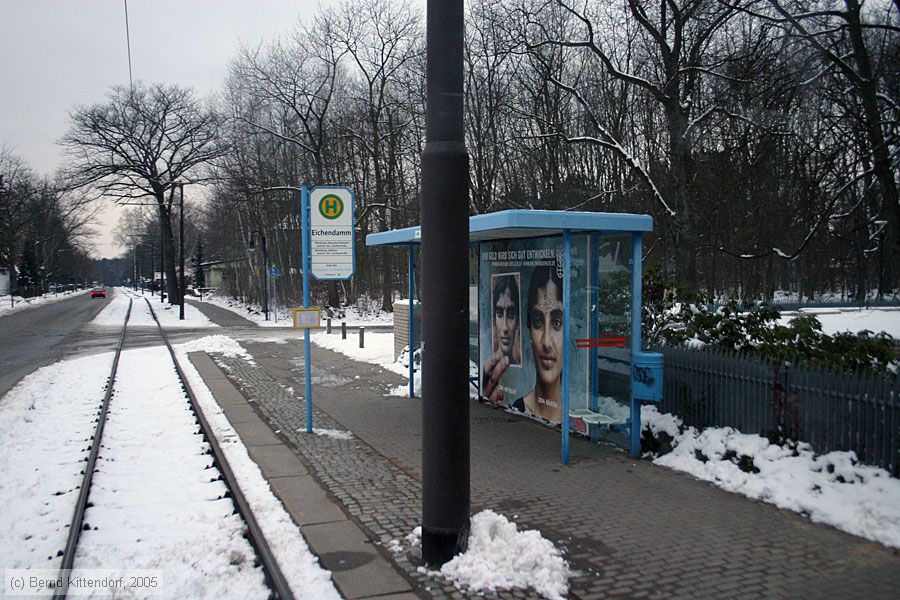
(664, 99), (694, 290)
(158, 207), (181, 305)
(845, 0), (900, 289)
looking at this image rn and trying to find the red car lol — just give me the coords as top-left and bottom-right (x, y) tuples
(90, 287), (107, 299)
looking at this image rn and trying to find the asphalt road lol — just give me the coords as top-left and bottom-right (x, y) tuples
(0, 291), (112, 398)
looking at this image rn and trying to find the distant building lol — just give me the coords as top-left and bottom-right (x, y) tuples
(200, 259), (246, 289)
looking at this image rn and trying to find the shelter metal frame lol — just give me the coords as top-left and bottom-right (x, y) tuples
(367, 210), (653, 463)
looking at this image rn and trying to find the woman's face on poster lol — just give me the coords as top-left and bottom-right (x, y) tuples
(494, 287), (518, 355)
(529, 279), (563, 388)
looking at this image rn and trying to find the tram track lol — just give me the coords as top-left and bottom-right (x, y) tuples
(54, 290), (293, 599)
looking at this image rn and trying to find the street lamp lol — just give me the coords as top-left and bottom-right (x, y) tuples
(421, 0), (470, 566)
(874, 219), (887, 300)
(174, 183), (186, 320)
(248, 230), (269, 321)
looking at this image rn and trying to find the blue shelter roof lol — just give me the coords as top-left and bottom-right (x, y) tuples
(366, 209), (652, 246)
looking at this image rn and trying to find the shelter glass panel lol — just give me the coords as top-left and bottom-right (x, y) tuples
(581, 233), (634, 443)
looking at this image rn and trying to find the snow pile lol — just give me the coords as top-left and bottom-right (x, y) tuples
(0, 291), (78, 317)
(176, 335), (256, 364)
(196, 290), (393, 328)
(0, 353), (112, 569)
(416, 510), (572, 600)
(641, 405), (681, 439)
(386, 344), (424, 397)
(311, 428), (353, 440)
(175, 341), (341, 599)
(596, 395), (630, 422)
(643, 407), (900, 548)
(312, 330), (396, 368)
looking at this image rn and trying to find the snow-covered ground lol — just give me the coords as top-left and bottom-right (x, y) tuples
(642, 406), (900, 549)
(92, 288), (217, 328)
(0, 353), (113, 569)
(0, 290), (81, 317)
(0, 334), (339, 598)
(72, 345), (268, 598)
(174, 336), (340, 599)
(195, 290), (393, 327)
(781, 306), (900, 338)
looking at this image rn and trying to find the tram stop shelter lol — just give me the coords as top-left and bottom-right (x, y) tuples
(366, 210), (662, 463)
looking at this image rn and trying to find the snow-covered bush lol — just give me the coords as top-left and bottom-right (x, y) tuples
(642, 270), (897, 373)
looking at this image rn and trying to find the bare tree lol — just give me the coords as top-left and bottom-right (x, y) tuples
(59, 82), (225, 304)
(330, 0), (424, 310)
(524, 0), (748, 286)
(738, 0), (900, 286)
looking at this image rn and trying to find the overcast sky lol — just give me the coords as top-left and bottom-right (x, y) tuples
(0, 0), (334, 258)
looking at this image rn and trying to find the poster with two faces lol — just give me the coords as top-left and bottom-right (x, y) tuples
(478, 236), (590, 425)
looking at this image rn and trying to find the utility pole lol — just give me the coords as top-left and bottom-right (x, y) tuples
(249, 231), (269, 321)
(420, 0), (470, 567)
(178, 183), (185, 320)
(159, 223), (165, 303)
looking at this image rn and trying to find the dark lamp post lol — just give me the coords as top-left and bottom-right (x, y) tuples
(248, 231), (269, 321)
(175, 183), (186, 320)
(421, 0), (470, 567)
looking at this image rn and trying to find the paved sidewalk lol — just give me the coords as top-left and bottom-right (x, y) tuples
(183, 303), (899, 599)
(188, 351), (417, 600)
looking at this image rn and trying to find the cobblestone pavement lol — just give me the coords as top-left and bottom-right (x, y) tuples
(214, 337), (899, 600)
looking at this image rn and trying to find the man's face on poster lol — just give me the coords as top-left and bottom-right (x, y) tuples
(494, 287), (518, 355)
(529, 278), (563, 388)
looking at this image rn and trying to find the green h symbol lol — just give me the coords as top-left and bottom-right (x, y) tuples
(320, 194), (343, 219)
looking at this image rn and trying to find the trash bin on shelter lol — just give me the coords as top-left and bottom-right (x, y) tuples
(633, 351), (663, 403)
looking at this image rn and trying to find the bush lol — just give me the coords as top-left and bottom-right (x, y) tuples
(642, 271), (897, 374)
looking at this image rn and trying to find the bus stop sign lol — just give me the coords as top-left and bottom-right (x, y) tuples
(309, 186), (354, 280)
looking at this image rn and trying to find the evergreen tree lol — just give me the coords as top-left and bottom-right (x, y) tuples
(192, 238), (206, 288)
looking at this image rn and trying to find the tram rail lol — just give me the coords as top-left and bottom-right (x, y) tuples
(54, 289), (293, 599)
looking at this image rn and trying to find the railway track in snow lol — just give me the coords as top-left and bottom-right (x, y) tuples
(54, 289), (293, 599)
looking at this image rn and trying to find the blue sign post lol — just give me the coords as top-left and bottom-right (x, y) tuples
(301, 186), (313, 433)
(300, 185), (355, 434)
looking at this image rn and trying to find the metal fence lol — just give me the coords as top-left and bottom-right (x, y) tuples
(658, 346), (899, 476)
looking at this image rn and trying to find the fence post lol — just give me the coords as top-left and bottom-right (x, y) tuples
(341, 321), (347, 340)
(327, 318), (332, 334)
(359, 326), (365, 348)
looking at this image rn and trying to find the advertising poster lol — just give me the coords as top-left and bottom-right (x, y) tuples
(478, 235), (590, 425)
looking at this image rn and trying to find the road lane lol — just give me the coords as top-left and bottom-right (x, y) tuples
(0, 291), (111, 398)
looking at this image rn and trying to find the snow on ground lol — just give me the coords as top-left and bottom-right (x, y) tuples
(642, 406), (900, 549)
(0, 290), (80, 317)
(0, 330), (338, 598)
(407, 511), (572, 600)
(175, 336), (340, 599)
(312, 330), (397, 370)
(311, 427), (354, 440)
(780, 306), (900, 338)
(73, 345), (268, 599)
(0, 353), (112, 569)
(90, 291), (131, 326)
(310, 330), (425, 397)
(195, 290), (393, 327)
(176, 335), (256, 365)
(92, 289), (217, 328)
